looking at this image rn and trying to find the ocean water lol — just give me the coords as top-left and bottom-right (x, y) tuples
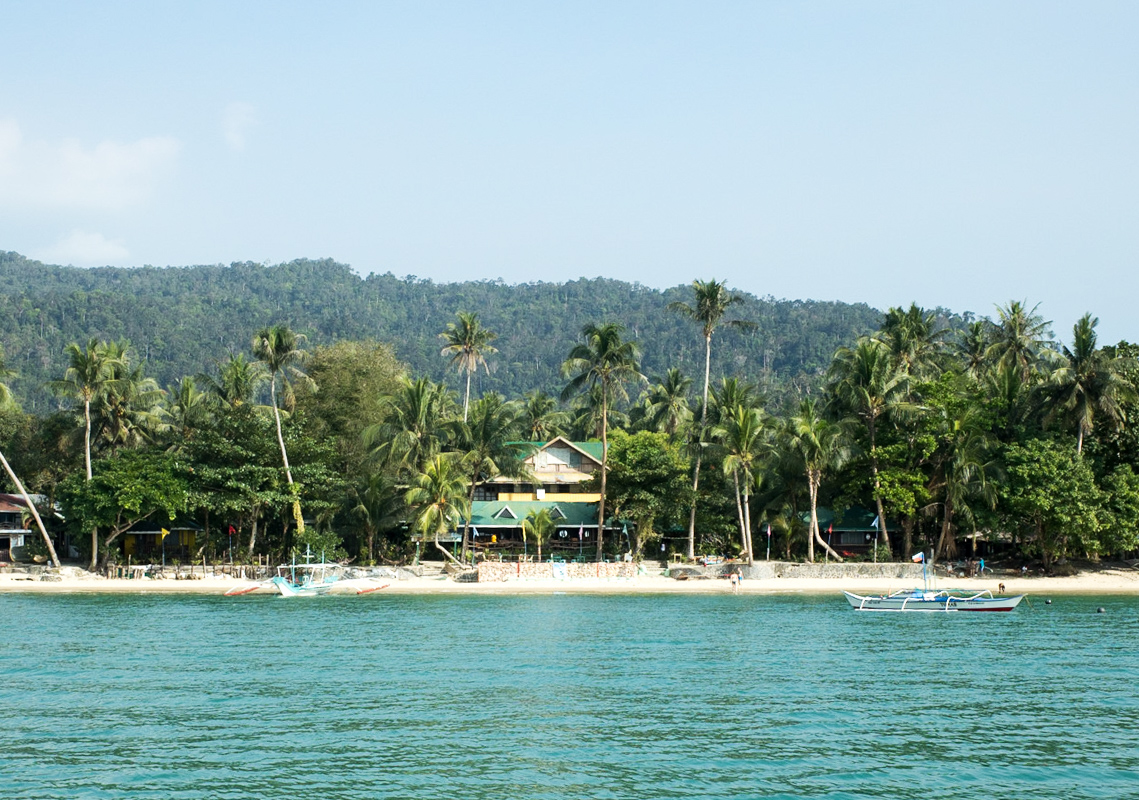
(1, 591), (1137, 799)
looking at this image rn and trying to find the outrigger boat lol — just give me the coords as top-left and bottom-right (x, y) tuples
(843, 552), (1025, 612)
(225, 547), (389, 597)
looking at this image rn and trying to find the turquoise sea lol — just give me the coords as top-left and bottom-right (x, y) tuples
(1, 592), (1137, 799)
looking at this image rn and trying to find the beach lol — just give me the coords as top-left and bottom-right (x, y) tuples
(3, 562), (1139, 595)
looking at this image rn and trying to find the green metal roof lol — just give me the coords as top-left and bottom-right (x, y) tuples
(465, 500), (601, 529)
(798, 506), (881, 531)
(507, 438), (604, 464)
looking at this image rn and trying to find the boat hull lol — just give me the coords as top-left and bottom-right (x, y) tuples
(844, 590), (1024, 612)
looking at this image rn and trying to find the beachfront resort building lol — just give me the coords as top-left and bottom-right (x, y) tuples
(447, 437), (622, 556)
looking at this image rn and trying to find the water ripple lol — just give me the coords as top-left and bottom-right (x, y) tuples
(1, 593), (1136, 799)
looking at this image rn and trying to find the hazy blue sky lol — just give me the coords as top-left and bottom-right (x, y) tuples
(2, 2), (1137, 342)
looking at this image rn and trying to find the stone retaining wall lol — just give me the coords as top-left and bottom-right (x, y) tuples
(477, 561), (637, 582)
(738, 562), (924, 580)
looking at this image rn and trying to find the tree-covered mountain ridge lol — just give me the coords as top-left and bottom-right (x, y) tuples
(0, 250), (893, 409)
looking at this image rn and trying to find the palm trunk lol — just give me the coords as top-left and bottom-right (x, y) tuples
(1077, 427), (1084, 455)
(271, 379), (304, 536)
(742, 484), (754, 565)
(247, 509), (259, 560)
(461, 477), (477, 563)
(85, 396), (97, 571)
(868, 417), (890, 552)
(810, 471), (843, 561)
(936, 498), (954, 560)
(463, 369), (472, 423)
(732, 470), (746, 555)
(597, 391), (608, 561)
(686, 333), (713, 560)
(434, 531), (469, 569)
(807, 472), (817, 562)
(0, 449), (60, 567)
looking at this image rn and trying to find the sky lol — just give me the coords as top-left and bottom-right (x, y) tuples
(2, 1), (1138, 343)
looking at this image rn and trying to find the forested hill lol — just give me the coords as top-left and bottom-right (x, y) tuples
(0, 251), (888, 410)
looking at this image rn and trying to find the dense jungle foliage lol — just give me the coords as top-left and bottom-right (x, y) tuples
(0, 251), (886, 411)
(2, 253), (1138, 572)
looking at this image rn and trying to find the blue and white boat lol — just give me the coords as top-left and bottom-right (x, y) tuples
(842, 551), (1024, 612)
(843, 588), (1024, 612)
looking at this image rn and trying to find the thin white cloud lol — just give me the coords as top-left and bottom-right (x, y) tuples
(0, 119), (179, 211)
(34, 230), (130, 266)
(223, 102), (257, 151)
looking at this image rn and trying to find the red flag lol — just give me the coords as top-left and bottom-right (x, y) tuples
(228, 525), (236, 536)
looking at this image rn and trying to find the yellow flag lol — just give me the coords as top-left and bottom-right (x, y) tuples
(161, 528), (171, 539)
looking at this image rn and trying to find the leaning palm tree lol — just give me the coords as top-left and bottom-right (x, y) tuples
(561, 322), (644, 560)
(252, 325), (310, 535)
(50, 338), (122, 570)
(669, 279), (756, 559)
(440, 312), (498, 422)
(828, 337), (913, 554)
(1044, 313), (1136, 454)
(404, 454), (470, 568)
(522, 507), (555, 562)
(782, 399), (849, 562)
(0, 351), (60, 567)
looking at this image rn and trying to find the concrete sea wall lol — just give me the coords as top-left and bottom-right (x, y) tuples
(477, 561), (637, 582)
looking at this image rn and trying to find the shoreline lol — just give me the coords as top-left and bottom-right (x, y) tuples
(3, 567), (1139, 596)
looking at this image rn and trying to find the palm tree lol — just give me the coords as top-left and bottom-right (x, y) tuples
(521, 390), (569, 441)
(669, 279), (756, 560)
(252, 325), (311, 535)
(828, 337), (912, 554)
(439, 311), (498, 422)
(51, 339), (121, 482)
(163, 377), (212, 449)
(522, 508), (555, 562)
(713, 404), (767, 564)
(561, 322), (644, 560)
(351, 470), (403, 564)
(644, 368), (693, 439)
(365, 377), (454, 478)
(455, 393), (531, 562)
(0, 350), (60, 567)
(987, 300), (1054, 379)
(93, 343), (166, 453)
(930, 409), (998, 560)
(783, 399), (849, 562)
(1044, 313), (1136, 454)
(198, 353), (267, 409)
(569, 384), (630, 441)
(51, 338), (122, 570)
(877, 303), (950, 379)
(958, 320), (991, 379)
(404, 454), (470, 567)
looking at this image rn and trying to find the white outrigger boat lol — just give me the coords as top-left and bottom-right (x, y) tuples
(225, 548), (389, 597)
(843, 588), (1024, 612)
(843, 552), (1025, 612)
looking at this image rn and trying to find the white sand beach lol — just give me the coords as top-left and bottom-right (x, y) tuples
(3, 563), (1139, 596)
